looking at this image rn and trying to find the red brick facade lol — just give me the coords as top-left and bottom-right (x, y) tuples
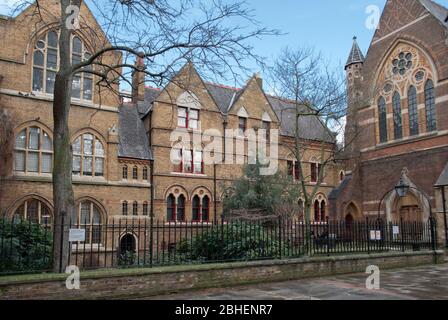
(331, 0), (448, 229)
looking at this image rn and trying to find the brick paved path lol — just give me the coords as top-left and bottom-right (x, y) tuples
(143, 263), (448, 300)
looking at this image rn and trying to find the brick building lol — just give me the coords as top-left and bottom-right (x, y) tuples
(0, 0), (339, 254)
(330, 0), (448, 240)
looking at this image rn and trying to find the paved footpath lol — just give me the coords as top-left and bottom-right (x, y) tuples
(143, 263), (448, 300)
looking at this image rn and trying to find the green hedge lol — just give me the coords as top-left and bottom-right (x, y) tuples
(0, 219), (53, 274)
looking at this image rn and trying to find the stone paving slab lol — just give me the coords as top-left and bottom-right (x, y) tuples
(142, 263), (448, 300)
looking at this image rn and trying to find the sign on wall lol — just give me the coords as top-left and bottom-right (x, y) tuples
(69, 229), (86, 242)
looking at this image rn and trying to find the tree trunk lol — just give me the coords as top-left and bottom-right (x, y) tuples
(52, 0), (75, 273)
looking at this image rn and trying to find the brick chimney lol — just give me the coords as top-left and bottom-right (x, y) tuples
(132, 56), (146, 103)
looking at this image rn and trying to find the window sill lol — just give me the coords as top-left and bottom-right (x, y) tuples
(171, 172), (207, 177)
(375, 131), (438, 150)
(72, 176), (106, 183)
(32, 91), (94, 106)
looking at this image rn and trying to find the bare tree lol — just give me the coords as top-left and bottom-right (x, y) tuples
(7, 0), (279, 272)
(269, 47), (347, 249)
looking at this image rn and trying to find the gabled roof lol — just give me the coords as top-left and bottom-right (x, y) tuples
(119, 103), (152, 160)
(345, 36), (365, 69)
(419, 0), (448, 28)
(267, 96), (335, 143)
(205, 83), (239, 114)
(138, 86), (161, 116)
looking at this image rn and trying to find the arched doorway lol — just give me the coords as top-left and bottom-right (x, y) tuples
(393, 192), (423, 222)
(120, 234), (136, 253)
(344, 202), (360, 221)
(118, 234), (137, 266)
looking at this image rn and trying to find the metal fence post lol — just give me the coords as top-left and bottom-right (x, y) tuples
(430, 217), (437, 252)
(366, 216), (370, 255)
(400, 217), (405, 252)
(278, 216), (282, 259)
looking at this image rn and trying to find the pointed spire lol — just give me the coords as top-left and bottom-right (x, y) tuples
(345, 36), (365, 69)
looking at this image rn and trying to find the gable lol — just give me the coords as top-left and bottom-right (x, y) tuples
(228, 76), (279, 123)
(156, 63), (221, 113)
(372, 0), (448, 43)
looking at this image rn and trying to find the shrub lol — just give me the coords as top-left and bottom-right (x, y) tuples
(177, 222), (285, 262)
(0, 219), (53, 273)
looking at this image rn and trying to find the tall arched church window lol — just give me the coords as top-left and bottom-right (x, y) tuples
(14, 126), (53, 174)
(72, 133), (105, 177)
(378, 97), (388, 143)
(408, 86), (419, 136)
(392, 92), (403, 140)
(32, 31), (93, 101)
(424, 80), (437, 132)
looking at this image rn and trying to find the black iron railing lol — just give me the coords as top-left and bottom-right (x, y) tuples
(0, 216), (437, 275)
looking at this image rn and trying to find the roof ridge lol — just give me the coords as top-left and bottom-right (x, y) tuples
(205, 82), (241, 91)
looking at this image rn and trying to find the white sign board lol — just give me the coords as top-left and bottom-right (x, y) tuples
(393, 226), (399, 235)
(69, 229), (86, 242)
(375, 230), (381, 241)
(370, 230), (381, 241)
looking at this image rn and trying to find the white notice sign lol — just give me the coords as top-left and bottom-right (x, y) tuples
(375, 230), (381, 240)
(370, 230), (376, 241)
(393, 226), (399, 235)
(69, 229), (86, 242)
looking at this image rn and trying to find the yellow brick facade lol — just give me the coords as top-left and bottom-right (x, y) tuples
(0, 1), (340, 230)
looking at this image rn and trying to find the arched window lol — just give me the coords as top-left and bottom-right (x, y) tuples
(73, 201), (102, 244)
(320, 200), (326, 222)
(167, 194), (176, 221)
(392, 92), (403, 140)
(14, 126), (53, 174)
(408, 86), (419, 136)
(132, 166), (138, 180)
(424, 80), (437, 132)
(72, 133), (105, 177)
(177, 195), (186, 222)
(142, 202), (148, 216)
(314, 200), (320, 222)
(13, 198), (52, 228)
(192, 195), (201, 222)
(32, 31), (93, 101)
(132, 201), (138, 216)
(143, 166), (148, 181)
(122, 201), (128, 216)
(378, 96), (388, 143)
(122, 165), (128, 179)
(202, 196), (210, 222)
